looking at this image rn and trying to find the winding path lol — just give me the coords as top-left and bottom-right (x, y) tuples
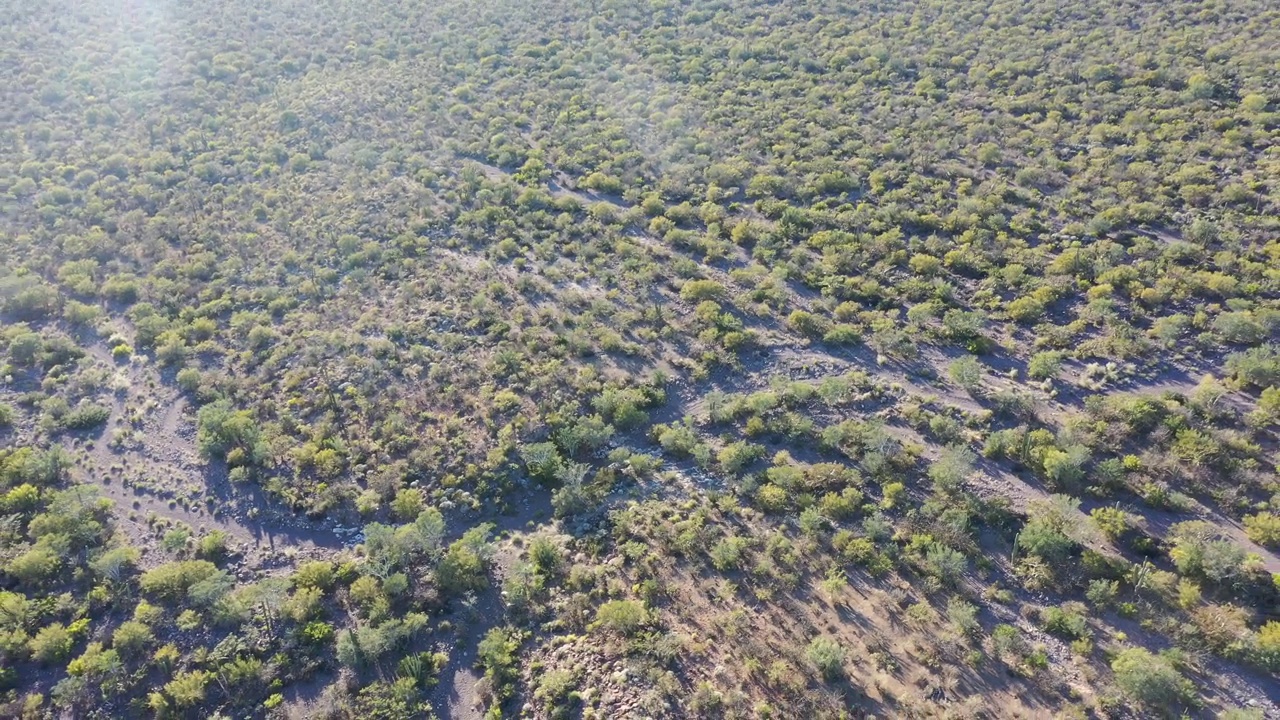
(78, 344), (349, 565)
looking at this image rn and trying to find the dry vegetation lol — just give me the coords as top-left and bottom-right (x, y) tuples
(0, 0), (1278, 718)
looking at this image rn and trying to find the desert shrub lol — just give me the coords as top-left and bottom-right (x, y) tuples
(519, 442), (563, 483)
(29, 624), (72, 664)
(477, 627), (522, 701)
(7, 333), (43, 365)
(140, 560), (219, 600)
(928, 445), (975, 493)
(880, 481), (907, 509)
(7, 545), (62, 585)
(787, 310), (829, 338)
(1189, 603), (1252, 653)
(593, 600), (648, 635)
(555, 414), (614, 457)
(1018, 518), (1071, 561)
(391, 488), (425, 521)
(680, 279), (727, 303)
(655, 422), (706, 461)
(284, 586), (324, 623)
(1027, 351), (1065, 380)
(948, 356), (983, 391)
(754, 483), (789, 513)
(1242, 513), (1280, 548)
(1255, 622), (1280, 671)
(923, 543), (968, 586)
(61, 403), (110, 430)
(551, 463), (591, 518)
(942, 309), (986, 345)
(1040, 444), (1089, 490)
(300, 621), (334, 645)
(89, 546), (139, 583)
(818, 488), (863, 519)
(592, 386), (657, 429)
(946, 599), (980, 638)
(66, 641), (120, 681)
(1042, 604), (1090, 640)
(1213, 312), (1269, 345)
(717, 441), (764, 475)
(436, 525), (493, 595)
(710, 536), (750, 571)
(806, 637), (845, 680)
(162, 527), (191, 555)
(1086, 579), (1119, 607)
(1090, 507), (1129, 541)
(527, 536), (563, 576)
(398, 651), (447, 689)
(1225, 345), (1279, 388)
(163, 669), (211, 708)
(1167, 521), (1247, 585)
(111, 621), (153, 655)
(1110, 648), (1192, 713)
(991, 624), (1027, 661)
(534, 668), (579, 712)
(1017, 495), (1082, 561)
(196, 530), (230, 561)
(1006, 296), (1045, 324)
(823, 324), (861, 345)
(293, 560), (336, 590)
(196, 400), (263, 464)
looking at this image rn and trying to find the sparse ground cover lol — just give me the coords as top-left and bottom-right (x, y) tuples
(0, 0), (1277, 717)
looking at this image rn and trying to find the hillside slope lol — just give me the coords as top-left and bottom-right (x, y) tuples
(1, 0), (1278, 718)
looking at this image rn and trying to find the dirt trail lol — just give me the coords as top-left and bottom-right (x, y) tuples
(434, 599), (492, 720)
(430, 491), (554, 720)
(966, 458), (1280, 578)
(659, 328), (1280, 578)
(745, 337), (1280, 574)
(79, 344), (349, 566)
(77, 337), (562, 718)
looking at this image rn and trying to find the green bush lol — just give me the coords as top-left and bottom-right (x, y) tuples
(1256, 622), (1280, 671)
(436, 525), (493, 595)
(1110, 648), (1192, 713)
(140, 560), (219, 600)
(1243, 513), (1280, 548)
(991, 624), (1027, 661)
(592, 600), (648, 635)
(680, 279), (727, 303)
(1167, 521), (1247, 585)
(923, 543), (967, 586)
(7, 545), (62, 585)
(1225, 345), (1279, 388)
(1005, 296), (1046, 324)
(293, 560), (336, 590)
(710, 536), (750, 571)
(806, 637), (844, 680)
(196, 400), (263, 464)
(476, 626), (522, 701)
(300, 621), (335, 645)
(391, 488), (425, 521)
(29, 623), (72, 664)
(519, 442), (563, 483)
(163, 669), (211, 708)
(717, 441), (763, 475)
(1041, 605), (1089, 640)
(948, 356), (983, 391)
(1027, 351), (1065, 380)
(754, 483), (789, 513)
(111, 621), (153, 655)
